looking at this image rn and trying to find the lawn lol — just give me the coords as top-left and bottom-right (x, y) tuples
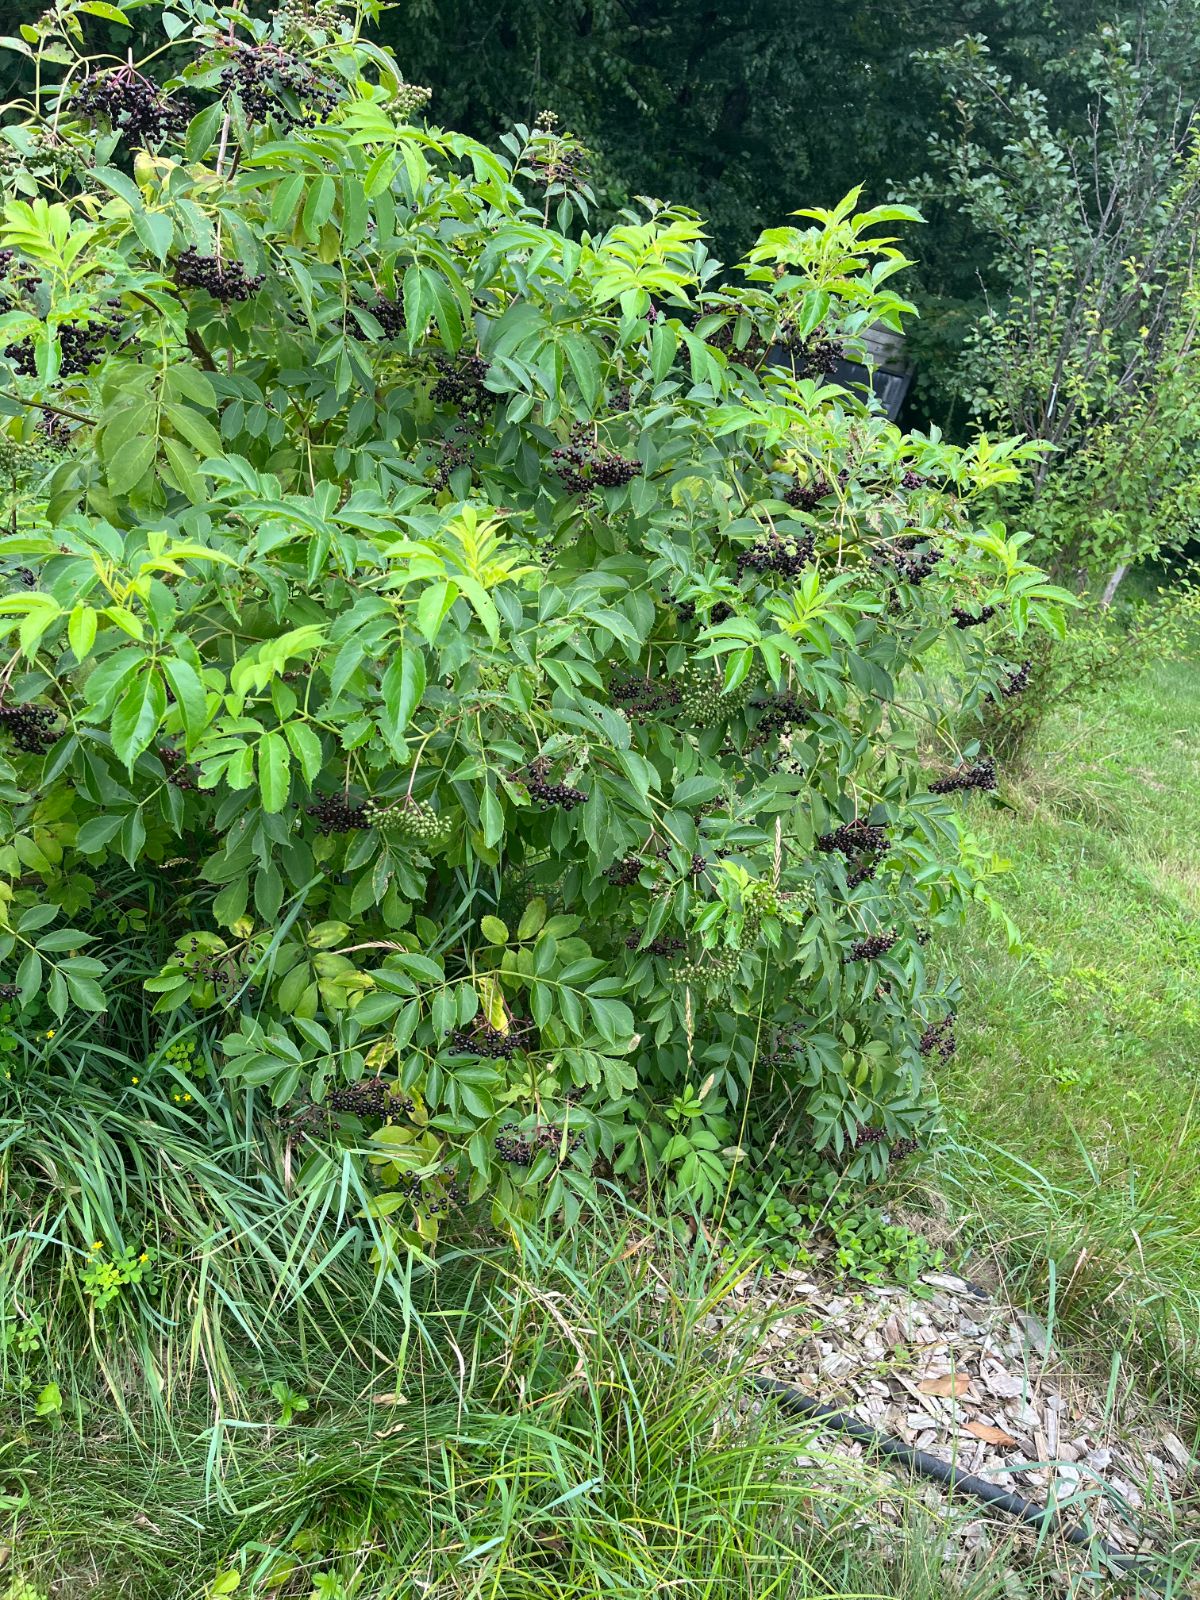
(938, 650), (1200, 1407)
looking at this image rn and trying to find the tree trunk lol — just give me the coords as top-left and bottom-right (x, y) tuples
(1100, 563), (1129, 607)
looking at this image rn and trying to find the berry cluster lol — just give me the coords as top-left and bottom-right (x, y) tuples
(551, 426), (642, 497)
(9, 309), (122, 380)
(449, 1021), (531, 1059)
(610, 674), (681, 722)
(901, 471), (927, 490)
(848, 929), (897, 961)
(951, 604), (997, 629)
(431, 425), (475, 490)
(0, 983), (17, 1000)
(700, 313), (769, 365)
(751, 692), (807, 739)
(919, 1013), (956, 1061)
(156, 744), (199, 791)
(390, 1165), (462, 1217)
(854, 1124), (887, 1149)
(527, 115), (590, 187)
(328, 1077), (413, 1117)
(787, 334), (844, 376)
(307, 794), (368, 834)
(676, 944), (742, 984)
(626, 930), (685, 958)
(891, 1136), (920, 1161)
(736, 531), (815, 581)
(179, 936), (252, 1001)
(784, 477), (832, 512)
(818, 819), (888, 857)
(886, 536), (942, 585)
(930, 756), (997, 796)
(525, 758), (586, 811)
(430, 352), (491, 409)
(999, 659), (1032, 698)
(220, 43), (337, 129)
(845, 857), (879, 890)
(495, 1121), (585, 1166)
(0, 701), (56, 755)
(357, 293), (405, 338)
(605, 855), (643, 887)
(74, 69), (187, 145)
(174, 246), (263, 304)
(362, 797), (448, 843)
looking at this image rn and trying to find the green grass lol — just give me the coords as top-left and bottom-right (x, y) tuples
(938, 652), (1200, 1406)
(2, 1211), (1135, 1600)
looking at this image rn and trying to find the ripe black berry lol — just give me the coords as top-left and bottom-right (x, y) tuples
(174, 246), (264, 304)
(525, 758), (586, 811)
(605, 855), (643, 886)
(930, 757), (996, 795)
(952, 605), (997, 629)
(430, 352), (491, 409)
(0, 702), (56, 754)
(817, 819), (888, 857)
(306, 794), (368, 834)
(626, 931), (685, 958)
(784, 477), (831, 511)
(918, 1013), (956, 1061)
(73, 68), (188, 146)
(736, 530), (815, 581)
(999, 659), (1032, 698)
(551, 425), (641, 499)
(848, 929), (897, 961)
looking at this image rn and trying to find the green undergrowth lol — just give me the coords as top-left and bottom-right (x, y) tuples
(938, 649), (1200, 1411)
(1, 1210), (1167, 1600)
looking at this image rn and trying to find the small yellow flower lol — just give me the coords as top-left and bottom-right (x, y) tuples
(138, 1252), (148, 1262)
(183, 1092), (192, 1102)
(131, 1075), (139, 1085)
(91, 1240), (102, 1250)
(45, 1029), (55, 1039)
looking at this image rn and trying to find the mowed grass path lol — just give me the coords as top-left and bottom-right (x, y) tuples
(937, 654), (1200, 1405)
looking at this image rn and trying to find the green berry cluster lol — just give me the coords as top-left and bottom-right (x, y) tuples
(363, 797), (449, 844)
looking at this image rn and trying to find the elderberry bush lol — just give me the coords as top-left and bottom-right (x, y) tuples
(0, 3), (1069, 1244)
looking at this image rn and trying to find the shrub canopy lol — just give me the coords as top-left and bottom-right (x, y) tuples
(0, 0), (1065, 1247)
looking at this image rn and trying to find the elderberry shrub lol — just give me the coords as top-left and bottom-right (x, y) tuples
(174, 247), (264, 305)
(929, 756), (997, 795)
(0, 10), (1072, 1255)
(73, 68), (187, 145)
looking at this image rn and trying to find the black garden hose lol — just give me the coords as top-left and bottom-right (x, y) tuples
(750, 1374), (1167, 1590)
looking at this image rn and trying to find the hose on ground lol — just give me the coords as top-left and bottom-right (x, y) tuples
(750, 1373), (1167, 1591)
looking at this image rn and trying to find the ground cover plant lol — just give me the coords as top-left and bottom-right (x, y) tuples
(0, 0), (1068, 1278)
